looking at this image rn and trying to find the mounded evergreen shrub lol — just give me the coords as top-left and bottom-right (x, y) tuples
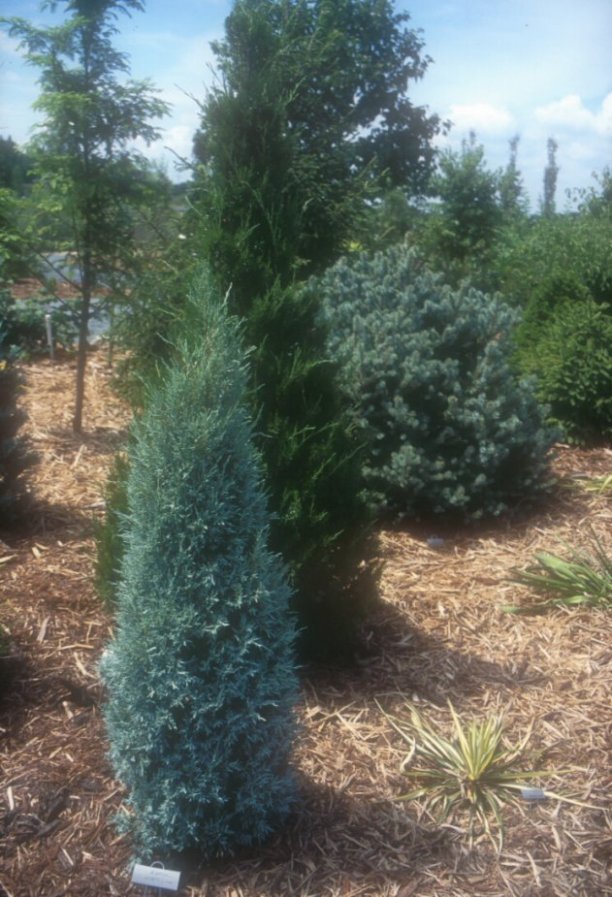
(100, 275), (298, 859)
(314, 247), (557, 519)
(530, 299), (612, 442)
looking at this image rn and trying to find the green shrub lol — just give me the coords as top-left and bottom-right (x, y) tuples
(0, 328), (34, 524)
(514, 272), (591, 362)
(530, 300), (612, 441)
(100, 276), (298, 859)
(94, 451), (129, 607)
(315, 247), (557, 519)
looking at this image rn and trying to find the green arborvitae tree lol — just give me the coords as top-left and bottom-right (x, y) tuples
(4, 0), (169, 432)
(100, 274), (298, 859)
(316, 246), (558, 520)
(190, 0), (443, 656)
(194, 0), (443, 309)
(530, 299), (612, 442)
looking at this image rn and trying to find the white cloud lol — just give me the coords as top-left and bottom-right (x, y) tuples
(535, 93), (612, 136)
(447, 102), (514, 135)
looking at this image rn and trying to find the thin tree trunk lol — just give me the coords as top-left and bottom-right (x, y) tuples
(73, 256), (93, 434)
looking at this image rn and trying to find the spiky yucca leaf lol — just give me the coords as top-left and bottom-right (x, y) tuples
(580, 474), (612, 496)
(505, 529), (612, 612)
(379, 701), (543, 849)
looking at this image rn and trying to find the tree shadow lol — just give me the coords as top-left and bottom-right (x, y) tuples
(301, 595), (546, 717)
(1, 484), (109, 543)
(39, 422), (128, 457)
(179, 776), (462, 896)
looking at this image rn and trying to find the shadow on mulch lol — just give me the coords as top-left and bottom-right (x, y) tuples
(170, 775), (456, 896)
(378, 480), (595, 549)
(38, 422), (129, 457)
(1, 494), (103, 544)
(303, 598), (544, 718)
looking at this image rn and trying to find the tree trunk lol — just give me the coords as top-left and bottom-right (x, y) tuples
(72, 259), (92, 434)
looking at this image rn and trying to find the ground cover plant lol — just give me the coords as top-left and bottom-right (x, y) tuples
(100, 277), (299, 859)
(315, 246), (557, 520)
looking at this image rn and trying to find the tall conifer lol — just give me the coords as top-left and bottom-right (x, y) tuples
(101, 274), (298, 858)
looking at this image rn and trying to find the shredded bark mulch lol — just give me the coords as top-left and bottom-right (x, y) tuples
(1, 355), (610, 897)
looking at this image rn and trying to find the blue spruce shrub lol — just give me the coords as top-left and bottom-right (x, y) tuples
(100, 276), (298, 859)
(314, 247), (556, 519)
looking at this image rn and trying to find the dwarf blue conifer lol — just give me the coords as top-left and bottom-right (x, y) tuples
(315, 247), (557, 519)
(100, 275), (298, 859)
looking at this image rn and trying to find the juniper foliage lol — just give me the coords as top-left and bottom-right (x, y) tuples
(100, 277), (298, 859)
(316, 247), (557, 519)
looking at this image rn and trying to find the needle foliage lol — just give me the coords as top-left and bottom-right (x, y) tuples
(101, 274), (299, 859)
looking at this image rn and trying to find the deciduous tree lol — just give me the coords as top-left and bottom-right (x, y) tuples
(4, 0), (169, 431)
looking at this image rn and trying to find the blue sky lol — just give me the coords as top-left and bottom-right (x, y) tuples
(1, 0), (610, 209)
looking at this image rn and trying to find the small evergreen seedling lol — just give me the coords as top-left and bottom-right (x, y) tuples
(100, 276), (299, 859)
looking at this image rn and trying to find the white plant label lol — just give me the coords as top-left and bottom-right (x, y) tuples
(131, 864), (181, 890)
(520, 787), (547, 801)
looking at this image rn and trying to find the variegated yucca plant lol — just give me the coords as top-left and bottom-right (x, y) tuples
(378, 701), (588, 850)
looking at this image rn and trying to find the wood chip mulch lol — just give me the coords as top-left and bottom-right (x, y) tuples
(0, 355), (610, 897)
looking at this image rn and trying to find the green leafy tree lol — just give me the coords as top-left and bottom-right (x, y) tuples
(0, 188), (34, 283)
(423, 132), (502, 274)
(492, 177), (612, 315)
(4, 0), (169, 432)
(0, 137), (35, 196)
(101, 274), (298, 858)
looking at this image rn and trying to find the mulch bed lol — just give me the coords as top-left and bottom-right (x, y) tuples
(1, 355), (610, 897)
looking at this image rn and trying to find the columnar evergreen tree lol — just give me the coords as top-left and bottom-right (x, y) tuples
(195, 0), (442, 305)
(191, 0), (442, 654)
(499, 135), (527, 219)
(542, 137), (559, 217)
(100, 274), (298, 858)
(5, 0), (169, 432)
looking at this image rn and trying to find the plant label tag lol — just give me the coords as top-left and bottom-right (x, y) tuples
(520, 787), (546, 801)
(131, 864), (181, 891)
